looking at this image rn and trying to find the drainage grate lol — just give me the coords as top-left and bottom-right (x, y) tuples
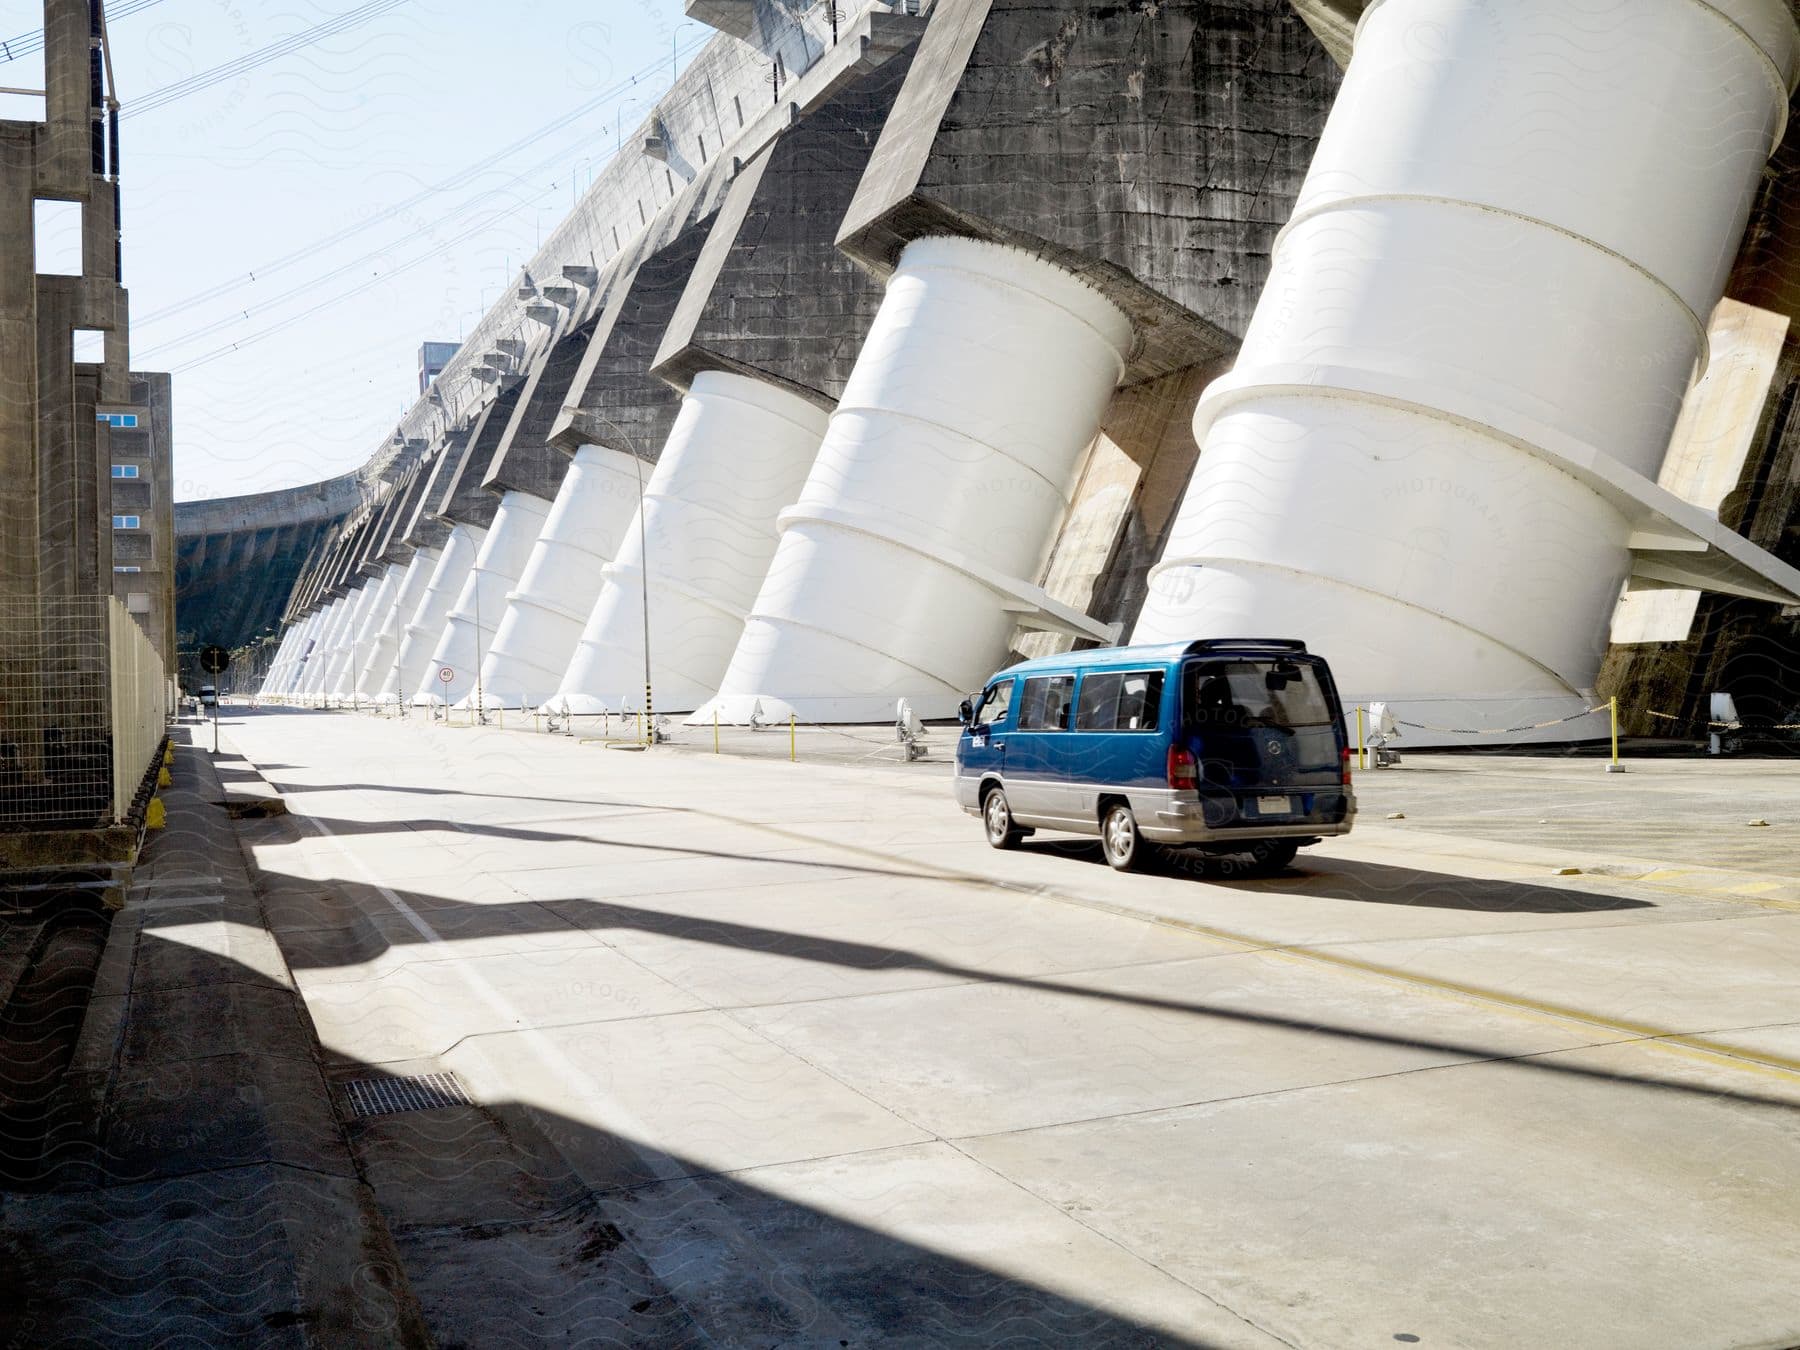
(342, 1072), (472, 1118)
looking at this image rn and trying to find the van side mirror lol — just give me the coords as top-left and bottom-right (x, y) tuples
(957, 698), (974, 726)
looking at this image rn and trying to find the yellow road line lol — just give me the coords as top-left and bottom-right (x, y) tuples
(731, 815), (1800, 1088)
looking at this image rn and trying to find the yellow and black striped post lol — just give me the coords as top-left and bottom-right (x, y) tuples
(644, 682), (654, 747)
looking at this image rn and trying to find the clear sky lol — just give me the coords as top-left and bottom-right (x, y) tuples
(1, 0), (705, 501)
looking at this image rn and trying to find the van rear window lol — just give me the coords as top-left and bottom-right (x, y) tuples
(1017, 674), (1074, 730)
(1075, 670), (1163, 732)
(1183, 660), (1334, 728)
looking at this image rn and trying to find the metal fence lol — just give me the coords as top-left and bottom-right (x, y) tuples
(0, 596), (169, 832)
(109, 598), (169, 823)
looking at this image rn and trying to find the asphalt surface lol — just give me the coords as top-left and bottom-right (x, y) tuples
(188, 707), (1800, 1347)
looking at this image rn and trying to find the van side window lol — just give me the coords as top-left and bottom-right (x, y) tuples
(1076, 670), (1164, 732)
(1017, 674), (1074, 731)
(975, 679), (1014, 727)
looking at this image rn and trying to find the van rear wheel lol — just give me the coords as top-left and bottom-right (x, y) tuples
(1101, 803), (1147, 872)
(983, 786), (1024, 849)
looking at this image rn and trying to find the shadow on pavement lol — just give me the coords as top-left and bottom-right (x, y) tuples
(1014, 839), (1654, 913)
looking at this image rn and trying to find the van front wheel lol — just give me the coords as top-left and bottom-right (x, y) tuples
(983, 787), (1023, 850)
(1101, 803), (1147, 872)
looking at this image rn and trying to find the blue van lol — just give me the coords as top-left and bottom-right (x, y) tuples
(954, 639), (1355, 872)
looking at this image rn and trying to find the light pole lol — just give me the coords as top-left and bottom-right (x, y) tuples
(671, 21), (696, 85)
(585, 409), (657, 746)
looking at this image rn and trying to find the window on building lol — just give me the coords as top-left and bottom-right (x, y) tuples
(113, 514), (139, 529)
(733, 95), (744, 128)
(34, 200), (82, 275)
(111, 464), (140, 479)
(113, 565), (141, 573)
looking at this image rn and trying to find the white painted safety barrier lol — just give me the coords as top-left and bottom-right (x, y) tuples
(557, 372), (829, 717)
(705, 236), (1131, 723)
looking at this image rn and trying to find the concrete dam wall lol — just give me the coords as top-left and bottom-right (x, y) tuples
(194, 0), (1800, 743)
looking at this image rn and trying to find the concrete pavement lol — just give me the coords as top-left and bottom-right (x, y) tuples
(213, 706), (1800, 1348)
(0, 726), (429, 1346)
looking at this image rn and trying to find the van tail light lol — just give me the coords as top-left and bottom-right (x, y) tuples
(1341, 746), (1352, 786)
(1168, 745), (1197, 791)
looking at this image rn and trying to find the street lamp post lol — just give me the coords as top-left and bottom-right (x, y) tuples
(583, 409), (657, 746)
(672, 21), (696, 84)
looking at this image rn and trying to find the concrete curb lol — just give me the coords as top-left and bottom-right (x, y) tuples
(0, 727), (431, 1347)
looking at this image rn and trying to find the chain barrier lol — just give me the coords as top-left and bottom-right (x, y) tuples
(1644, 709), (1800, 732)
(1386, 705), (1799, 737)
(1390, 704), (1610, 737)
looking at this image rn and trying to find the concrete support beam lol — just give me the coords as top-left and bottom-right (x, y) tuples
(0, 123), (42, 607)
(38, 0), (92, 197)
(835, 0), (1338, 384)
(1289, 0), (1366, 68)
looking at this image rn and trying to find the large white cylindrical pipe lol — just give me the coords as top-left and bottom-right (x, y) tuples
(1136, 0), (1800, 742)
(704, 236), (1133, 723)
(554, 373), (829, 717)
(316, 580), (380, 703)
(330, 564), (401, 700)
(389, 523), (486, 704)
(478, 446), (641, 710)
(357, 546), (439, 701)
(424, 490), (552, 707)
(274, 609), (328, 697)
(261, 623), (299, 695)
(296, 595), (357, 701)
(261, 622), (305, 698)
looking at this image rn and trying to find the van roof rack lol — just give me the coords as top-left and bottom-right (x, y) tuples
(1184, 639), (1309, 654)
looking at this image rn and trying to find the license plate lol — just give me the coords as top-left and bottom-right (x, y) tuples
(1255, 795), (1292, 815)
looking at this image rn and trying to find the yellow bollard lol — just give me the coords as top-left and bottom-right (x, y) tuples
(714, 708), (719, 754)
(1606, 695), (1625, 773)
(790, 714), (796, 763)
(162, 744), (174, 766)
(1356, 706), (1366, 772)
(157, 766), (172, 788)
(145, 797), (166, 829)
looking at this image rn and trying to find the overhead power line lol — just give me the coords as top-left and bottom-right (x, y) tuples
(0, 0), (167, 65)
(135, 31), (712, 332)
(161, 185), (563, 374)
(120, 0), (414, 119)
(0, 0), (165, 66)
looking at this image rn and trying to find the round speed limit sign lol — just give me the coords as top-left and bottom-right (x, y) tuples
(437, 666), (455, 685)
